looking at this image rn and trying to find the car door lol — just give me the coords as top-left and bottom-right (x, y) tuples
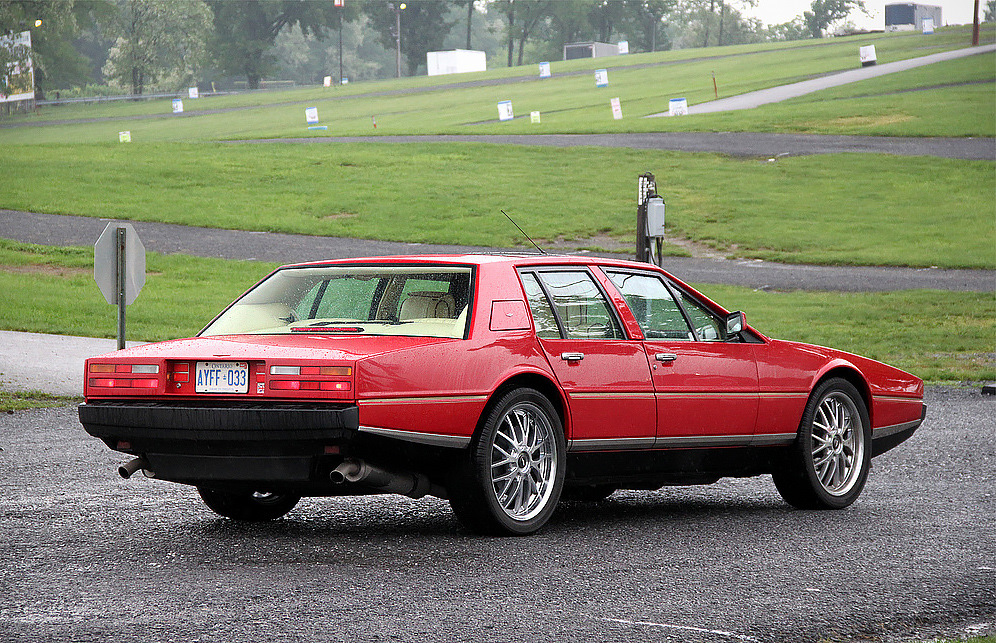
(519, 269), (656, 450)
(602, 269), (759, 446)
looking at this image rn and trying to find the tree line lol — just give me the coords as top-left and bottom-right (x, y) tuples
(5, 0), (979, 99)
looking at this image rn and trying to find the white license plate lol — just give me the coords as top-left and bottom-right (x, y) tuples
(195, 361), (249, 394)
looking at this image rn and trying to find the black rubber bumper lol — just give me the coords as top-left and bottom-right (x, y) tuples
(79, 401), (360, 486)
(79, 401), (359, 444)
(871, 403), (926, 458)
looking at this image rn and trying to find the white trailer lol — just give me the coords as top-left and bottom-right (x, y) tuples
(426, 50), (487, 77)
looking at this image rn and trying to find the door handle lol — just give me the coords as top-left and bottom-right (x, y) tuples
(655, 353), (678, 362)
(561, 352), (585, 362)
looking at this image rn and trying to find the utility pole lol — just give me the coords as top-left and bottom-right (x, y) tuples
(972, 0), (980, 46)
(392, 3), (406, 78)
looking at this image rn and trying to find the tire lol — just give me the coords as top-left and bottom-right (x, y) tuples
(448, 388), (566, 535)
(197, 488), (301, 521)
(561, 484), (616, 502)
(772, 378), (871, 510)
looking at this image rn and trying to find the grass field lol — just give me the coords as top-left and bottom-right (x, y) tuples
(0, 25), (992, 142)
(0, 240), (992, 382)
(1, 143), (992, 269)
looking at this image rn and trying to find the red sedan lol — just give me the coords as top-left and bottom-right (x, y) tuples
(79, 255), (924, 535)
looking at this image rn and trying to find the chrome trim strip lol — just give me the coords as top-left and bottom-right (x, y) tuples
(654, 434), (756, 448)
(873, 395), (924, 403)
(358, 425), (471, 448)
(873, 419), (921, 439)
(657, 392), (757, 398)
(570, 392), (656, 399)
(569, 437), (656, 451)
(360, 395), (489, 406)
(751, 433), (797, 446)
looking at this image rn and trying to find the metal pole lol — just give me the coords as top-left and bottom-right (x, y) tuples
(395, 7), (402, 78)
(338, 11), (344, 84)
(115, 227), (126, 350)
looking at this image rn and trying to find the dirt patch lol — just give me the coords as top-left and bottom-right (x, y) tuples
(323, 212), (359, 220)
(0, 263), (90, 277)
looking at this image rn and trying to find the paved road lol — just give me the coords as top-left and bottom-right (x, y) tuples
(0, 387), (992, 643)
(3, 210), (993, 293)
(647, 44), (996, 117)
(241, 132), (996, 160)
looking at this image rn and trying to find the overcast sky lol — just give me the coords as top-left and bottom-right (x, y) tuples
(745, 1), (978, 29)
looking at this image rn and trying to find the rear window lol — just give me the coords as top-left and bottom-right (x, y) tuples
(201, 265), (473, 339)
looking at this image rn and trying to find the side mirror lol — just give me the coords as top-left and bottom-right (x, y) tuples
(725, 311), (746, 336)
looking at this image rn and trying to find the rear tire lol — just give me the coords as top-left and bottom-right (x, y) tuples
(449, 388), (565, 535)
(197, 488), (301, 521)
(773, 378), (871, 510)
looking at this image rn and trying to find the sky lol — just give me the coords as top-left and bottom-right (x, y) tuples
(744, 1), (978, 30)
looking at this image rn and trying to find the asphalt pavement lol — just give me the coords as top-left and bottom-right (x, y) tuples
(646, 44), (996, 117)
(3, 210), (993, 293)
(0, 386), (992, 643)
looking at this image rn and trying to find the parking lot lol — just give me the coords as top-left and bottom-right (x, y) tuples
(1, 386), (993, 643)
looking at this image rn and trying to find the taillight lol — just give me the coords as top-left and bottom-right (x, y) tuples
(266, 364), (352, 397)
(87, 363), (161, 390)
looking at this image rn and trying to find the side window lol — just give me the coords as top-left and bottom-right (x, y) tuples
(605, 271), (693, 340)
(520, 273), (561, 339)
(535, 271), (624, 340)
(673, 290), (724, 341)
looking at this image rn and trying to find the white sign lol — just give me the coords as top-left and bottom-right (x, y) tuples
(118, 131), (131, 143)
(497, 100), (514, 121)
(530, 111), (541, 124)
(341, 77), (349, 85)
(94, 222), (146, 306)
(172, 99), (183, 113)
(669, 97), (688, 116)
(0, 31), (34, 103)
(922, 18), (934, 34)
(618, 41), (629, 55)
(323, 75), (332, 87)
(188, 86), (198, 99)
(859, 45), (877, 66)
(594, 69), (608, 88)
(305, 106), (319, 124)
(539, 61), (551, 78)
(610, 97), (622, 120)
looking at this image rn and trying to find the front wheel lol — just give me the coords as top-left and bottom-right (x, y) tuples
(772, 378), (871, 510)
(197, 488), (301, 521)
(449, 388), (565, 535)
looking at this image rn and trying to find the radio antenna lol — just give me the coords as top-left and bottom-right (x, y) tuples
(501, 209), (546, 255)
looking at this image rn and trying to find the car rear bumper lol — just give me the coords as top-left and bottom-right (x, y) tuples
(79, 401), (360, 487)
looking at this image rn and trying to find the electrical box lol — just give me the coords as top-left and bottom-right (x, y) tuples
(646, 197), (665, 237)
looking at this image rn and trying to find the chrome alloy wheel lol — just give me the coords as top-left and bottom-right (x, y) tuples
(489, 402), (558, 521)
(811, 392), (865, 496)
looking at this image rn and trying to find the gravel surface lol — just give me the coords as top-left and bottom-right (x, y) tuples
(3, 210), (993, 293)
(0, 386), (992, 643)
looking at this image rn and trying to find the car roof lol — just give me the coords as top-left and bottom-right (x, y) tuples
(282, 253), (657, 272)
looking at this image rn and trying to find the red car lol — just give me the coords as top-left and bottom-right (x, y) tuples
(79, 255), (924, 535)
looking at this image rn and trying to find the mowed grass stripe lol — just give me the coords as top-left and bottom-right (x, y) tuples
(0, 240), (991, 382)
(0, 143), (991, 269)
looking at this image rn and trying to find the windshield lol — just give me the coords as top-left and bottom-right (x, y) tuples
(201, 265), (473, 339)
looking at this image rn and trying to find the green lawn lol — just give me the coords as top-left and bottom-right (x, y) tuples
(1, 240), (992, 382)
(0, 143), (992, 269)
(0, 25), (991, 142)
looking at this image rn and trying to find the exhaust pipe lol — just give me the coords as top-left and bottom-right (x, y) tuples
(330, 458), (446, 499)
(118, 457), (152, 479)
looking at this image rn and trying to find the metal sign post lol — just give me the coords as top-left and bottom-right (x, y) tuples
(94, 222), (146, 350)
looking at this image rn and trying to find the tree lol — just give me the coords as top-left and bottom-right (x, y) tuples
(208, 0), (345, 90)
(985, 0), (995, 22)
(364, 1), (454, 76)
(494, 0), (550, 67)
(102, 0), (212, 95)
(803, 0), (865, 38)
(1, 0), (92, 97)
(620, 0), (675, 52)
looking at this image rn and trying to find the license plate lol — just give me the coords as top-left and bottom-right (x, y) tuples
(195, 361), (249, 394)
